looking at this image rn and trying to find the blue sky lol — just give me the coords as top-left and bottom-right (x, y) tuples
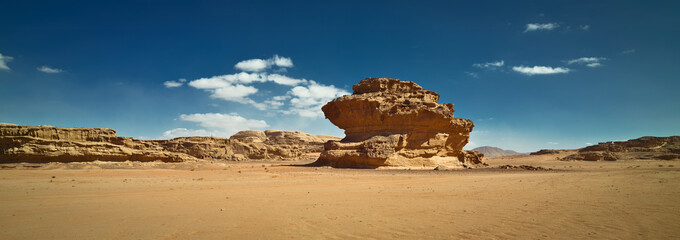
(1, 1), (678, 152)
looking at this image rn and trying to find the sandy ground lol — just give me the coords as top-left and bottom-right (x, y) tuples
(1, 154), (679, 239)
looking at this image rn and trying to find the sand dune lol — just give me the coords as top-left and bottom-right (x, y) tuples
(1, 154), (679, 239)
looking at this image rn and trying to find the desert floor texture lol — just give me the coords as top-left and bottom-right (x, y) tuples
(1, 153), (679, 239)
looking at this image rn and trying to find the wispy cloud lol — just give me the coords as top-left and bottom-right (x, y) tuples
(0, 53), (14, 71)
(473, 60), (504, 69)
(580, 25), (590, 30)
(512, 65), (570, 75)
(163, 78), (186, 88)
(161, 112), (268, 139)
(524, 23), (559, 32)
(267, 73), (307, 86)
(189, 72), (266, 89)
(622, 49), (636, 54)
(180, 113), (267, 129)
(161, 128), (212, 139)
(37, 66), (64, 73)
(234, 55), (294, 72)
(465, 71), (479, 79)
(566, 57), (606, 67)
(547, 141), (559, 145)
(209, 84), (259, 102)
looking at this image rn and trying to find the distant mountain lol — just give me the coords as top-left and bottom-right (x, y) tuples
(472, 146), (523, 157)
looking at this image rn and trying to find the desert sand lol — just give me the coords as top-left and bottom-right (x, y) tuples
(1, 153), (679, 239)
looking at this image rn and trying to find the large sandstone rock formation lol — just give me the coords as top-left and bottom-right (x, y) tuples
(0, 123), (339, 163)
(561, 136), (680, 161)
(315, 78), (483, 169)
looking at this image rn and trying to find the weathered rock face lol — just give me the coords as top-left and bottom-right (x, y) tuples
(263, 130), (337, 153)
(0, 123), (339, 163)
(155, 130), (338, 161)
(0, 123), (195, 163)
(561, 136), (680, 161)
(315, 78), (483, 169)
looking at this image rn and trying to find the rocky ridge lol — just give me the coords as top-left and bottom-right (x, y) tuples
(0, 123), (339, 163)
(561, 136), (680, 161)
(314, 77), (483, 169)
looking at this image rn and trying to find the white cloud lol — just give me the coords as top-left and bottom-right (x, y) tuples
(282, 81), (350, 118)
(622, 49), (636, 54)
(547, 142), (559, 145)
(210, 84), (259, 101)
(580, 25), (590, 30)
(0, 53), (14, 71)
(272, 55), (293, 67)
(161, 128), (212, 139)
(187, 70), (312, 110)
(185, 55), (349, 117)
(512, 66), (570, 75)
(473, 60), (504, 69)
(189, 72), (266, 89)
(566, 57), (606, 65)
(267, 74), (307, 86)
(161, 113), (268, 139)
(234, 59), (269, 72)
(524, 23), (559, 32)
(163, 78), (186, 88)
(586, 63), (602, 67)
(234, 55), (294, 72)
(180, 112), (267, 129)
(187, 73), (268, 108)
(37, 66), (63, 73)
(189, 76), (233, 89)
(272, 95), (290, 101)
(264, 100), (285, 108)
(585, 142), (593, 145)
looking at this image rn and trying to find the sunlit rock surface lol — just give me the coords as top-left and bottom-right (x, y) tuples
(315, 78), (483, 169)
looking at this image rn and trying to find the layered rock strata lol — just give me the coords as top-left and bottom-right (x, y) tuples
(0, 123), (194, 163)
(0, 123), (339, 163)
(315, 78), (483, 169)
(155, 130), (339, 161)
(561, 136), (680, 161)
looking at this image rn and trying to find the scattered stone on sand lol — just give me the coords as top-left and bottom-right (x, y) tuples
(433, 165), (449, 171)
(530, 149), (572, 155)
(498, 165), (552, 171)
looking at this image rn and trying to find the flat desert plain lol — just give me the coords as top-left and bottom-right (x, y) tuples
(1, 153), (679, 239)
